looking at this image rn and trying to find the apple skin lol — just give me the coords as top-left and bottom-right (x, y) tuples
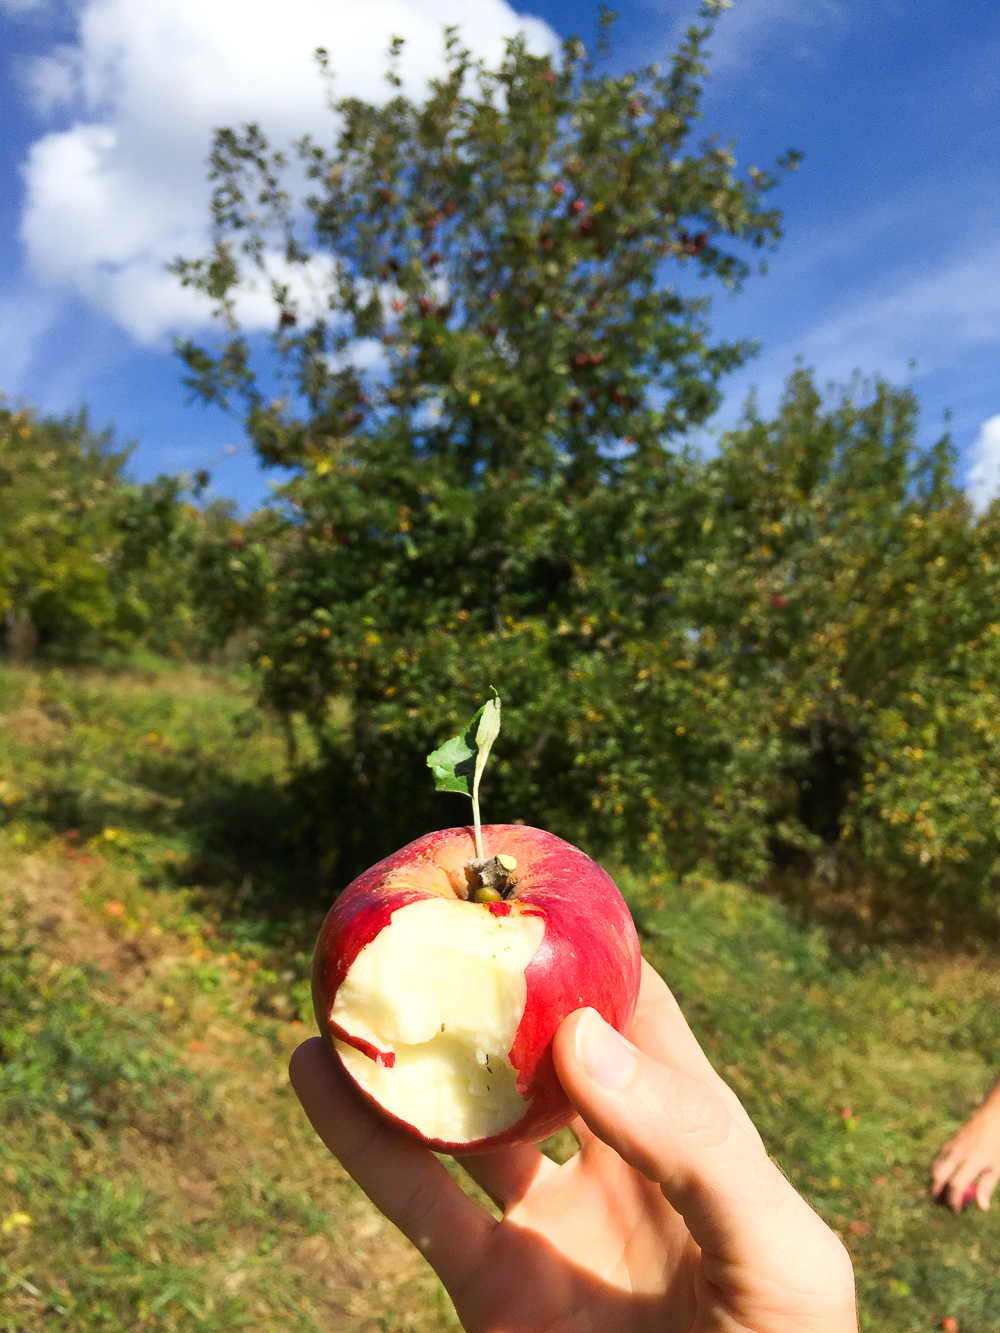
(312, 824), (642, 1155)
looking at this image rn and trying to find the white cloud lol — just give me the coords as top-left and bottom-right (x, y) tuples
(18, 0), (557, 343)
(706, 231), (1000, 430)
(27, 47), (83, 116)
(702, 0), (848, 75)
(967, 415), (1000, 514)
(689, 221), (1000, 470)
(791, 239), (1000, 382)
(0, 283), (62, 391)
(641, 0), (848, 80)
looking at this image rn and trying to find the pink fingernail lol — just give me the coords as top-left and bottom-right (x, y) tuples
(576, 1008), (637, 1090)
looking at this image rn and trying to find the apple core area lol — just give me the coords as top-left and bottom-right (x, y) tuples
(330, 896), (545, 1145)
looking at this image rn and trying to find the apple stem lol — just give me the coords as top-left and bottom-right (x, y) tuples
(472, 770), (484, 861)
(470, 693), (500, 862)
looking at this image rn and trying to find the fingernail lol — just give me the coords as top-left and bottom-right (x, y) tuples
(576, 1008), (637, 1089)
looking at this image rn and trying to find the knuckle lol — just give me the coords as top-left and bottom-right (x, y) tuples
(398, 1175), (444, 1237)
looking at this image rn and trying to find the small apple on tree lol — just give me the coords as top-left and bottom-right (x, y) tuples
(312, 692), (642, 1153)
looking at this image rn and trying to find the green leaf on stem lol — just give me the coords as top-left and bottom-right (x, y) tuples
(426, 690), (501, 797)
(427, 691), (501, 860)
(426, 730), (477, 795)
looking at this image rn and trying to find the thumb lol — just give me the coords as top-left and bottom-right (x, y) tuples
(553, 1007), (855, 1318)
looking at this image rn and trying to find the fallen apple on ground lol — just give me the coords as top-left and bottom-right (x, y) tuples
(311, 695), (642, 1153)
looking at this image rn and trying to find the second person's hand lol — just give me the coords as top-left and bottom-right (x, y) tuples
(931, 1081), (1000, 1212)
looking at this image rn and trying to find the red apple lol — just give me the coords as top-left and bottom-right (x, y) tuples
(312, 823), (641, 1154)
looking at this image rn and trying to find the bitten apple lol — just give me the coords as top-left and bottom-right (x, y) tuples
(312, 823), (641, 1154)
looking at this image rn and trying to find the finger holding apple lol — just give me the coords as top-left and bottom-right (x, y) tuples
(310, 693), (642, 1154)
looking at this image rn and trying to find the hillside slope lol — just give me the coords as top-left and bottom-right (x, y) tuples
(2, 661), (999, 1332)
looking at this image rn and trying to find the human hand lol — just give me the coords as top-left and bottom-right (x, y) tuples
(290, 959), (857, 1333)
(931, 1087), (1000, 1212)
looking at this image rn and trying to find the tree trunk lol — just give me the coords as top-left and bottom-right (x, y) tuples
(2, 611), (38, 661)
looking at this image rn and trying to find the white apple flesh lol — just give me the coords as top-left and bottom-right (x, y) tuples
(312, 824), (642, 1154)
(332, 896), (544, 1143)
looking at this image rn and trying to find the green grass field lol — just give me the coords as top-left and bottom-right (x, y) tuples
(2, 660), (998, 1331)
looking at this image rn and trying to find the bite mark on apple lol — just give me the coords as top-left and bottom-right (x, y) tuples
(331, 896), (545, 1144)
(327, 1021), (396, 1067)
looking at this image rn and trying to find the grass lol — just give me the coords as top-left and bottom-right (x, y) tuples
(1, 657), (999, 1331)
(0, 857), (445, 1332)
(0, 663), (441, 1332)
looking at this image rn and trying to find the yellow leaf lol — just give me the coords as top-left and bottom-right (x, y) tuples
(2, 1212), (32, 1234)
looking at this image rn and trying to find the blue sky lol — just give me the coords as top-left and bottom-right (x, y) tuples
(1, 0), (998, 510)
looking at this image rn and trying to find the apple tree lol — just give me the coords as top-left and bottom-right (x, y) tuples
(172, 5), (802, 877)
(0, 401), (132, 656)
(664, 370), (1000, 917)
(0, 398), (245, 660)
